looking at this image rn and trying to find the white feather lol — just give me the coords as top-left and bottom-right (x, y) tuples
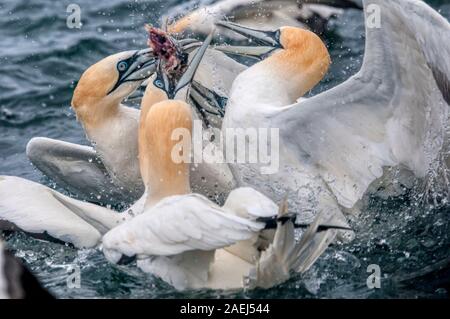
(102, 193), (265, 259)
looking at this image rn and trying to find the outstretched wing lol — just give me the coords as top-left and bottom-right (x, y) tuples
(0, 176), (123, 248)
(26, 137), (133, 205)
(102, 194), (266, 262)
(273, 0), (450, 208)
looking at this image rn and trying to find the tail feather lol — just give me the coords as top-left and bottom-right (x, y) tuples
(288, 207), (345, 272)
(244, 201), (295, 289)
(245, 201), (349, 289)
(290, 228), (337, 273)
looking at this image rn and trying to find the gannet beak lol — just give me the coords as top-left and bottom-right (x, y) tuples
(214, 21), (282, 60)
(179, 38), (203, 53)
(108, 48), (157, 94)
(188, 80), (227, 127)
(174, 31), (213, 95)
(190, 80), (227, 116)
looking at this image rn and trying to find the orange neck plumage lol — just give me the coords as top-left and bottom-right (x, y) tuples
(139, 85), (192, 207)
(263, 27), (330, 99)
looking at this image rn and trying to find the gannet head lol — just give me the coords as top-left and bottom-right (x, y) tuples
(215, 22), (330, 96)
(215, 21), (329, 63)
(71, 48), (156, 125)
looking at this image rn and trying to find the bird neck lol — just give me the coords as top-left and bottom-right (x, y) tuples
(73, 98), (121, 133)
(250, 32), (330, 105)
(71, 59), (127, 133)
(140, 85), (168, 125)
(139, 98), (192, 208)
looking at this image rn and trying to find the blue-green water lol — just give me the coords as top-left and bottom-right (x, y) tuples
(0, 0), (449, 298)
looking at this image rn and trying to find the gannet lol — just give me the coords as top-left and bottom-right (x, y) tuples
(0, 240), (52, 299)
(204, 0), (450, 266)
(26, 39), (246, 205)
(26, 48), (158, 205)
(101, 40), (349, 289)
(167, 0), (362, 38)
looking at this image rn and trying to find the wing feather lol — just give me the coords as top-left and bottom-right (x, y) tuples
(26, 137), (131, 205)
(0, 176), (104, 248)
(102, 194), (265, 259)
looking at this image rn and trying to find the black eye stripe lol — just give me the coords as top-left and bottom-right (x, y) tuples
(117, 53), (139, 73)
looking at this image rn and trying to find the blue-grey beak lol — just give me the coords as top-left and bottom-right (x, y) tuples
(214, 21), (282, 60)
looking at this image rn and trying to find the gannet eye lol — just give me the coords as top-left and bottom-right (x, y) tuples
(154, 79), (164, 89)
(117, 61), (128, 72)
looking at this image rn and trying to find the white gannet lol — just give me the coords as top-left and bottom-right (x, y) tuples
(167, 0), (362, 38)
(26, 48), (158, 205)
(26, 38), (246, 205)
(102, 45), (349, 289)
(207, 0), (450, 264)
(0, 240), (52, 299)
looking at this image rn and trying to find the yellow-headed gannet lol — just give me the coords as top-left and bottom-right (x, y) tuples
(209, 0), (450, 265)
(26, 48), (158, 205)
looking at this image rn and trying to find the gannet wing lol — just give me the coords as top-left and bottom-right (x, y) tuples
(0, 176), (122, 248)
(227, 0), (356, 32)
(26, 137), (131, 205)
(272, 0), (450, 209)
(102, 194), (266, 262)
